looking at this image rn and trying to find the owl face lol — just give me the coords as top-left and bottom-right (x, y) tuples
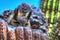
(3, 10), (13, 22)
(18, 3), (31, 13)
(17, 3), (31, 18)
(30, 13), (41, 29)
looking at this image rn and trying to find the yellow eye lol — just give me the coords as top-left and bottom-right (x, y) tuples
(18, 11), (23, 17)
(10, 15), (13, 18)
(25, 12), (29, 18)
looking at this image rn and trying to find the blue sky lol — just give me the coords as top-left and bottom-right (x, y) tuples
(0, 0), (41, 14)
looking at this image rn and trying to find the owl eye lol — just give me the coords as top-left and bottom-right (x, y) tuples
(33, 16), (38, 19)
